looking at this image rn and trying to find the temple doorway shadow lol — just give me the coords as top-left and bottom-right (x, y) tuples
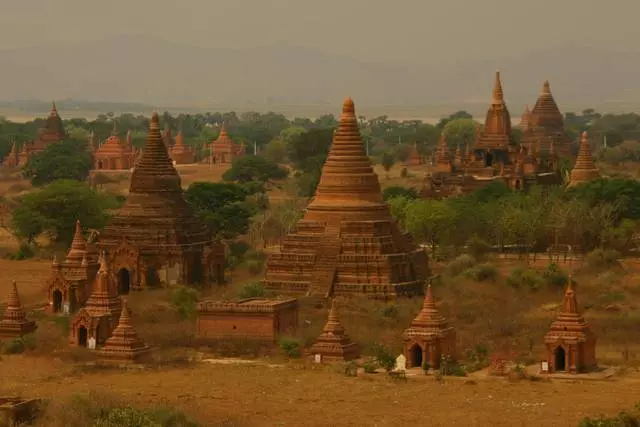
(117, 268), (131, 294)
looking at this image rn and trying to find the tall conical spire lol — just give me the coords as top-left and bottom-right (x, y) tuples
(7, 281), (21, 309)
(304, 97), (389, 222)
(492, 71), (504, 104)
(411, 285), (448, 327)
(322, 298), (345, 335)
(562, 278), (578, 313)
(65, 220), (87, 264)
(111, 120), (118, 136)
(128, 112), (182, 194)
(542, 80), (551, 95)
(50, 101), (58, 115)
(569, 131), (600, 186)
(82, 251), (121, 318)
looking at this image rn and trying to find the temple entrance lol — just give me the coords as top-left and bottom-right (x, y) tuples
(97, 160), (103, 169)
(78, 327), (88, 347)
(146, 265), (160, 287)
(410, 344), (423, 368)
(515, 180), (521, 190)
(485, 151), (494, 167)
(52, 290), (62, 313)
(117, 268), (131, 294)
(555, 346), (566, 371)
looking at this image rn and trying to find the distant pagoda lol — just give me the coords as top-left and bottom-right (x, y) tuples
(569, 131), (600, 187)
(262, 98), (428, 299)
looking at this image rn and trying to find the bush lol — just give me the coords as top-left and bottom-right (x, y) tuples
(461, 263), (498, 282)
(465, 235), (492, 261)
(2, 334), (36, 354)
(237, 282), (266, 299)
(11, 241), (35, 260)
(243, 250), (266, 275)
(381, 186), (419, 201)
(542, 263), (569, 289)
(445, 254), (477, 277)
(506, 267), (545, 291)
(170, 286), (200, 320)
(579, 411), (640, 427)
(372, 343), (396, 372)
(585, 248), (621, 270)
(379, 304), (399, 318)
(279, 338), (301, 358)
(363, 360), (378, 373)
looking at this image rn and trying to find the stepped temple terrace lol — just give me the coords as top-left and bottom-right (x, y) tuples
(96, 112), (225, 292)
(402, 285), (456, 369)
(262, 98), (428, 299)
(420, 71), (562, 199)
(3, 101), (67, 168)
(543, 279), (597, 373)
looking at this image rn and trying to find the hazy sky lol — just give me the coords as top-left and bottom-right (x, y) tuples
(2, 0), (638, 65)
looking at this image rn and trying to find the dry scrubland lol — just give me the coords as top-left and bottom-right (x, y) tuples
(1, 164), (640, 426)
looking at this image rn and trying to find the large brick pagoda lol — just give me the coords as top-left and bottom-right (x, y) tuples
(262, 98), (428, 299)
(97, 112), (225, 292)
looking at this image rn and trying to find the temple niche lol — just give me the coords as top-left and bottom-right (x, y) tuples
(208, 123), (246, 165)
(96, 112), (225, 292)
(420, 71), (562, 199)
(522, 80), (572, 158)
(46, 221), (100, 314)
(402, 285), (456, 369)
(569, 131), (600, 187)
(262, 98), (428, 300)
(3, 101), (67, 167)
(170, 131), (195, 165)
(93, 122), (137, 170)
(543, 279), (596, 373)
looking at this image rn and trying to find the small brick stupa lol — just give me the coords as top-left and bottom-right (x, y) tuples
(98, 112), (224, 290)
(99, 299), (152, 364)
(0, 281), (37, 339)
(402, 285), (456, 369)
(569, 131), (600, 187)
(308, 299), (359, 362)
(209, 123), (245, 165)
(434, 134), (453, 173)
(263, 98), (428, 299)
(170, 131), (194, 164)
(544, 279), (596, 373)
(70, 252), (122, 347)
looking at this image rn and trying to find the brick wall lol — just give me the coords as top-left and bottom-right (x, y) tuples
(197, 314), (276, 342)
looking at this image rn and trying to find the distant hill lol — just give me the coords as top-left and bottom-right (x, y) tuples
(0, 36), (639, 113)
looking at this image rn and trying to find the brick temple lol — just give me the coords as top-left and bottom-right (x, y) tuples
(263, 98), (428, 299)
(98, 300), (152, 364)
(569, 131), (600, 187)
(543, 279), (597, 373)
(46, 220), (100, 313)
(0, 281), (37, 339)
(402, 285), (456, 369)
(3, 101), (67, 167)
(308, 299), (359, 362)
(421, 72), (562, 199)
(93, 122), (137, 170)
(96, 112), (225, 292)
(170, 131), (195, 164)
(209, 123), (246, 165)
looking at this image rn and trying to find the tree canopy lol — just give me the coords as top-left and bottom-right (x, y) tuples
(23, 140), (92, 186)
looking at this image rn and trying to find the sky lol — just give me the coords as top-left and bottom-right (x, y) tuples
(2, 0), (638, 65)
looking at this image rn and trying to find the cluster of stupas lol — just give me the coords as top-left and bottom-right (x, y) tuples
(262, 98), (428, 299)
(421, 72), (600, 198)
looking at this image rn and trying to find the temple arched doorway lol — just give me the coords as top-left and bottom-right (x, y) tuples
(410, 344), (423, 368)
(78, 326), (88, 347)
(117, 268), (131, 294)
(515, 180), (521, 190)
(485, 151), (494, 167)
(555, 346), (566, 371)
(52, 290), (63, 313)
(97, 160), (103, 169)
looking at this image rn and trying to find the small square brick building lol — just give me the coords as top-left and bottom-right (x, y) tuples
(196, 298), (298, 342)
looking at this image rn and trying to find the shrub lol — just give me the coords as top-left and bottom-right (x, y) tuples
(372, 343), (396, 372)
(400, 167), (409, 178)
(506, 267), (544, 291)
(279, 338), (301, 358)
(381, 185), (418, 201)
(465, 235), (492, 260)
(227, 241), (250, 267)
(344, 361), (358, 376)
(445, 254), (476, 277)
(11, 242), (35, 260)
(379, 304), (398, 318)
(542, 263), (569, 289)
(585, 248), (621, 270)
(243, 250), (266, 275)
(461, 263), (498, 282)
(170, 286), (200, 320)
(362, 360), (378, 373)
(2, 334), (36, 354)
(237, 282), (266, 299)
(578, 411), (640, 427)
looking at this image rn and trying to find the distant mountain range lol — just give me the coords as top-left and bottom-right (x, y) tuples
(0, 35), (638, 114)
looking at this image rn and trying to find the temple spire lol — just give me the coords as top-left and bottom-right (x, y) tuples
(50, 101), (58, 116)
(562, 278), (578, 313)
(569, 131), (600, 186)
(542, 80), (551, 95)
(492, 70), (504, 104)
(111, 120), (118, 136)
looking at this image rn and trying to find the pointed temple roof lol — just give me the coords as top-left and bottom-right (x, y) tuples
(402, 284), (455, 340)
(82, 252), (122, 319)
(99, 299), (152, 363)
(162, 126), (175, 148)
(435, 134), (451, 164)
(97, 113), (211, 248)
(569, 131), (600, 186)
(404, 142), (422, 166)
(545, 279), (594, 343)
(171, 131), (189, 155)
(520, 105), (532, 131)
(96, 124), (133, 157)
(65, 220), (87, 264)
(41, 101), (67, 139)
(0, 281), (37, 338)
(477, 71), (512, 150)
(530, 80), (564, 131)
(304, 98), (392, 223)
(308, 299), (359, 362)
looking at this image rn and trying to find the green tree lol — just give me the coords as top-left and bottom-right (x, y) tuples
(404, 199), (455, 254)
(287, 128), (333, 170)
(23, 140), (92, 186)
(382, 186), (419, 201)
(11, 180), (117, 245)
(222, 155), (288, 184)
(442, 118), (478, 148)
(185, 182), (254, 239)
(264, 139), (287, 164)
